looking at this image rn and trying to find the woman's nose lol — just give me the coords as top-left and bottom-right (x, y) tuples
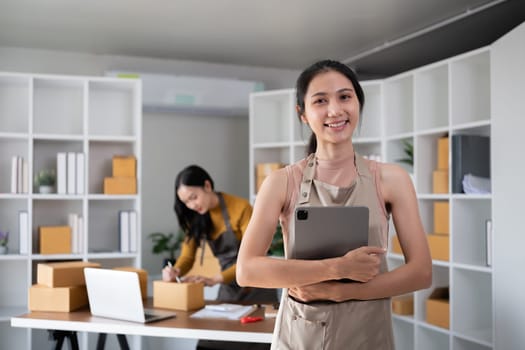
(327, 101), (343, 117)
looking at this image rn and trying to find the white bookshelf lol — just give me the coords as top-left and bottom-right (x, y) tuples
(249, 46), (499, 349)
(0, 72), (142, 349)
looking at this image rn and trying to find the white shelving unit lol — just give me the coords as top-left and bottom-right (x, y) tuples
(249, 47), (499, 349)
(0, 72), (142, 350)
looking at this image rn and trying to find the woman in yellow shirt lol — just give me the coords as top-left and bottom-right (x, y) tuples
(162, 164), (276, 303)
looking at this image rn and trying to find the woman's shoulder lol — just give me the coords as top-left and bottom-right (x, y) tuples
(221, 192), (251, 208)
(376, 161), (413, 199)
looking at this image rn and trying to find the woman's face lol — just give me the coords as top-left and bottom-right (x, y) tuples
(177, 180), (213, 215)
(300, 70), (360, 147)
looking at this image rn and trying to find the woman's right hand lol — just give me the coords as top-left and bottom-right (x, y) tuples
(337, 246), (386, 282)
(162, 265), (181, 282)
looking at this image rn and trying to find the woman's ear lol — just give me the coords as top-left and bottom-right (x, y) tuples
(296, 105), (308, 124)
(203, 180), (213, 192)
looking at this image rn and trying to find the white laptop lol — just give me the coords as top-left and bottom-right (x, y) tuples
(84, 268), (176, 323)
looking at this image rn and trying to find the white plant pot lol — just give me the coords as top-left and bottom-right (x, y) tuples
(39, 185), (54, 194)
(0, 246), (8, 254)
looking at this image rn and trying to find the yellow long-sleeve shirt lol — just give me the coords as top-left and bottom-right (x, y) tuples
(174, 192), (252, 284)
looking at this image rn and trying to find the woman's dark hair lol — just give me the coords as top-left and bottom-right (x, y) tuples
(296, 59), (365, 155)
(174, 165), (214, 242)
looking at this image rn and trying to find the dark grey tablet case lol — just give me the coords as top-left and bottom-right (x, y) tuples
(292, 206), (369, 260)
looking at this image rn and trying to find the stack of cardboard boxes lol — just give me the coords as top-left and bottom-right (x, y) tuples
(432, 136), (449, 194)
(426, 287), (450, 328)
(29, 261), (100, 312)
(104, 155), (137, 194)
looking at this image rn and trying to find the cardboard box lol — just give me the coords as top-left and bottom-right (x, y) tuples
(392, 295), (414, 315)
(426, 287), (450, 329)
(391, 235), (402, 254)
(39, 226), (72, 254)
(114, 266), (148, 299)
(29, 284), (88, 312)
(432, 170), (448, 194)
(104, 176), (137, 194)
(434, 201), (449, 235)
(153, 281), (204, 311)
(37, 261), (101, 287)
(113, 155), (136, 177)
(187, 243), (221, 277)
(437, 137), (449, 170)
(256, 163), (284, 178)
(427, 234), (449, 261)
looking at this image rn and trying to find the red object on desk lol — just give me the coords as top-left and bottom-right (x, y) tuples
(240, 316), (264, 324)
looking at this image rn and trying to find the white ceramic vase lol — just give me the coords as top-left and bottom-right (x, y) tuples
(39, 185), (54, 194)
(0, 246), (8, 255)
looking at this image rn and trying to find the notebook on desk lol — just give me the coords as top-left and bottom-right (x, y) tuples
(291, 206), (369, 260)
(84, 268), (176, 323)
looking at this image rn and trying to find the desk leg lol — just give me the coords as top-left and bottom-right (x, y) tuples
(48, 330), (79, 350)
(96, 333), (129, 350)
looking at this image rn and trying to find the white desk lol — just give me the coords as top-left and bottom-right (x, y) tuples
(11, 301), (274, 348)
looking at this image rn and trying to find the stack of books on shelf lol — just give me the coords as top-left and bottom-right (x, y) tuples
(29, 261), (100, 312)
(104, 155), (137, 194)
(451, 134), (490, 194)
(119, 210), (138, 253)
(68, 213), (84, 254)
(56, 152), (85, 195)
(10, 156), (28, 194)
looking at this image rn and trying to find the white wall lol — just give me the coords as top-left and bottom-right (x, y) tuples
(0, 46), (299, 274)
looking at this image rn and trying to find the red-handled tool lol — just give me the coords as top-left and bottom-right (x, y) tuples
(240, 316), (264, 324)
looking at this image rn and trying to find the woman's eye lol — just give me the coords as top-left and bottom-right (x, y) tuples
(314, 98), (326, 104)
(340, 94), (352, 101)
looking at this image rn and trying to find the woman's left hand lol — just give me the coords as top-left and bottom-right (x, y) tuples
(182, 274), (223, 287)
(289, 281), (349, 303)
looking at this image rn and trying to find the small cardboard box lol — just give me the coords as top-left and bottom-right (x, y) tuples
(427, 234), (449, 261)
(112, 155), (136, 177)
(37, 261), (101, 287)
(104, 176), (137, 194)
(256, 162), (284, 178)
(437, 137), (449, 170)
(39, 226), (72, 255)
(153, 281), (204, 311)
(114, 266), (148, 299)
(432, 170), (448, 194)
(392, 295), (414, 315)
(434, 201), (449, 235)
(426, 287), (450, 329)
(391, 235), (402, 254)
(29, 284), (88, 312)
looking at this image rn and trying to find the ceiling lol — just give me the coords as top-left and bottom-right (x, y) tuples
(1, 0), (524, 78)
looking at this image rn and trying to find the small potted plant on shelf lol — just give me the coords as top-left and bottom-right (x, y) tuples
(34, 169), (56, 194)
(148, 229), (185, 268)
(0, 230), (9, 254)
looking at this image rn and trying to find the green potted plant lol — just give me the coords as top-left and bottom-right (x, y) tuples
(397, 139), (414, 168)
(268, 224), (284, 257)
(148, 229), (185, 267)
(34, 169), (56, 194)
(0, 230), (8, 254)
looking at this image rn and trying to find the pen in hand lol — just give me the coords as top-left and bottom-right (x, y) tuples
(167, 261), (182, 283)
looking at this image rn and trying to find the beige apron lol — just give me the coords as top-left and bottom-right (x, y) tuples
(271, 153), (394, 350)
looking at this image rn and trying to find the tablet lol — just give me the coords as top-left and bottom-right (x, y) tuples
(291, 206), (369, 260)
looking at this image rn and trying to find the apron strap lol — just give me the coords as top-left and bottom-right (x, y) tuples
(298, 154), (316, 204)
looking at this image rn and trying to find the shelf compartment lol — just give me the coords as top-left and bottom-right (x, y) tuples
(251, 91), (294, 144)
(354, 141), (382, 162)
(386, 137), (413, 174)
(417, 326), (450, 350)
(88, 141), (136, 195)
(0, 260), (28, 310)
(0, 321), (28, 349)
(0, 198), (28, 255)
(453, 333), (492, 350)
(359, 82), (382, 139)
(384, 74), (414, 137)
(88, 199), (136, 254)
(450, 50), (490, 127)
(0, 138), (29, 194)
(393, 318), (414, 350)
(452, 198), (491, 266)
(32, 199), (83, 254)
(33, 78), (84, 136)
(418, 265), (449, 323)
(415, 134), (449, 195)
(88, 80), (138, 137)
(414, 63), (449, 132)
(0, 75), (30, 134)
(452, 269), (492, 344)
